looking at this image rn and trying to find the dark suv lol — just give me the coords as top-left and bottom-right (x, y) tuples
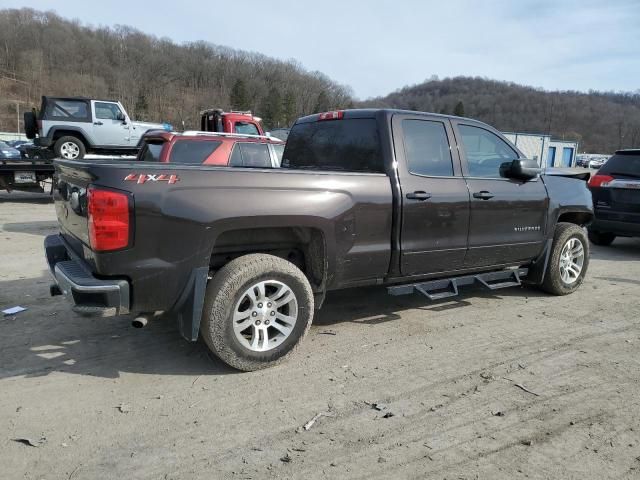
(587, 149), (640, 245)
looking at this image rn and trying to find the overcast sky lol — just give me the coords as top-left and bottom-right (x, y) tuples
(4, 0), (639, 99)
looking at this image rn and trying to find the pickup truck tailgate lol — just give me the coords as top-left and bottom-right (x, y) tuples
(53, 161), (94, 253)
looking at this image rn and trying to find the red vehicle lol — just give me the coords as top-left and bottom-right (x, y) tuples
(200, 109), (265, 136)
(137, 130), (284, 167)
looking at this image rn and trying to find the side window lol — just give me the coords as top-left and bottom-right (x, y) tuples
(169, 140), (222, 164)
(229, 143), (271, 167)
(234, 122), (260, 135)
(139, 142), (164, 162)
(46, 100), (89, 120)
(458, 125), (519, 178)
(402, 119), (454, 176)
(272, 144), (284, 166)
(95, 102), (123, 120)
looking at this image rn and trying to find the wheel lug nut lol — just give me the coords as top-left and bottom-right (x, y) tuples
(258, 303), (263, 308)
(255, 320), (261, 325)
(270, 311), (275, 316)
(265, 320), (270, 325)
(252, 312), (257, 317)
(267, 302), (272, 307)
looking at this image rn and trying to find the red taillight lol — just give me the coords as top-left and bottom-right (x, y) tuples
(88, 187), (130, 252)
(318, 110), (344, 121)
(588, 174), (614, 188)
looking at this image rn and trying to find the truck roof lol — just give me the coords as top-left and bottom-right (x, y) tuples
(295, 108), (483, 125)
(41, 95), (120, 103)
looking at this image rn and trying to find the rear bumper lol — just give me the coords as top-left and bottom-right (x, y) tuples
(589, 218), (640, 237)
(45, 234), (130, 316)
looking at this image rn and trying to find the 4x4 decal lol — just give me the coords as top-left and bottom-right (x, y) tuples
(124, 173), (179, 184)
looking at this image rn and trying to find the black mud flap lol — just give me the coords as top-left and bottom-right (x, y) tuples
(174, 267), (209, 342)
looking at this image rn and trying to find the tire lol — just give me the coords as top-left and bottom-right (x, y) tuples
(588, 230), (615, 246)
(200, 253), (314, 371)
(540, 222), (589, 295)
(54, 136), (86, 160)
(23, 112), (37, 139)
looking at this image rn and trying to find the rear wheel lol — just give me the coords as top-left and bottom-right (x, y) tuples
(588, 230), (615, 246)
(540, 223), (589, 295)
(54, 136), (86, 160)
(200, 254), (314, 371)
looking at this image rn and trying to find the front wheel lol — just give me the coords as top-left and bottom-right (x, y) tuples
(540, 223), (589, 295)
(200, 254), (314, 371)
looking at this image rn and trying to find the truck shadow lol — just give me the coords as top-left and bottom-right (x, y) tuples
(0, 272), (549, 381)
(3, 220), (59, 237)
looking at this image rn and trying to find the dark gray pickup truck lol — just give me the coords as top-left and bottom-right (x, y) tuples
(45, 109), (593, 371)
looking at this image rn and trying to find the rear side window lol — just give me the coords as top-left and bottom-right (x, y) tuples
(139, 142), (164, 162)
(600, 153), (640, 177)
(458, 125), (518, 178)
(234, 122), (260, 135)
(169, 139), (222, 164)
(402, 119), (453, 176)
(282, 118), (384, 173)
(229, 143), (272, 168)
(44, 99), (89, 121)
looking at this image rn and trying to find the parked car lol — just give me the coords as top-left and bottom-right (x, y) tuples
(589, 157), (606, 169)
(0, 141), (22, 160)
(587, 149), (640, 245)
(267, 128), (290, 141)
(45, 109), (593, 371)
(23, 96), (172, 160)
(6, 140), (30, 149)
(137, 130), (284, 167)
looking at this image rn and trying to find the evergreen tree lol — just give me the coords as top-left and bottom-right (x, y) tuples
(263, 87), (283, 129)
(314, 91), (330, 113)
(453, 101), (465, 117)
(230, 79), (250, 111)
(282, 90), (296, 126)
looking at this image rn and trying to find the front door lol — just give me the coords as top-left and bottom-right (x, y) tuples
(393, 114), (470, 276)
(453, 121), (548, 267)
(92, 101), (131, 147)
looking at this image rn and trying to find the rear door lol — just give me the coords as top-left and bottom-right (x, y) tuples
(91, 101), (131, 146)
(393, 114), (470, 275)
(229, 142), (273, 168)
(452, 121), (548, 267)
(591, 152), (640, 225)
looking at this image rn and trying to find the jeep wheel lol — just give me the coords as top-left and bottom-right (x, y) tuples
(588, 230), (615, 246)
(54, 136), (86, 160)
(540, 223), (589, 295)
(201, 254), (314, 371)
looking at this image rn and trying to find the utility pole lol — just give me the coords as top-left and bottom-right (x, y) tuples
(16, 101), (20, 137)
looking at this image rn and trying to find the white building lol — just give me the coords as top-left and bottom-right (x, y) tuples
(502, 132), (579, 168)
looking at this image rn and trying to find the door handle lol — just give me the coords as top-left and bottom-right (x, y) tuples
(473, 191), (494, 200)
(406, 191), (432, 201)
(93, 121), (103, 126)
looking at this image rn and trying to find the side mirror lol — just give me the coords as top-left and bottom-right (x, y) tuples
(117, 112), (126, 123)
(500, 159), (541, 181)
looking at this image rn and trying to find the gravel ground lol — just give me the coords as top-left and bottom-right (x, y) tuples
(1, 192), (640, 480)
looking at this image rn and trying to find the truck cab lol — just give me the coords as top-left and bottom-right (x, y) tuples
(200, 109), (265, 136)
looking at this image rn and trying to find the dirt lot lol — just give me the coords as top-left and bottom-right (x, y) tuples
(1, 192), (640, 480)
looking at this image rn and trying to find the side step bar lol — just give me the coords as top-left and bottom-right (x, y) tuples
(388, 268), (528, 300)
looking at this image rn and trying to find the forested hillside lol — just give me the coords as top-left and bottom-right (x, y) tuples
(0, 8), (353, 131)
(363, 77), (640, 153)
